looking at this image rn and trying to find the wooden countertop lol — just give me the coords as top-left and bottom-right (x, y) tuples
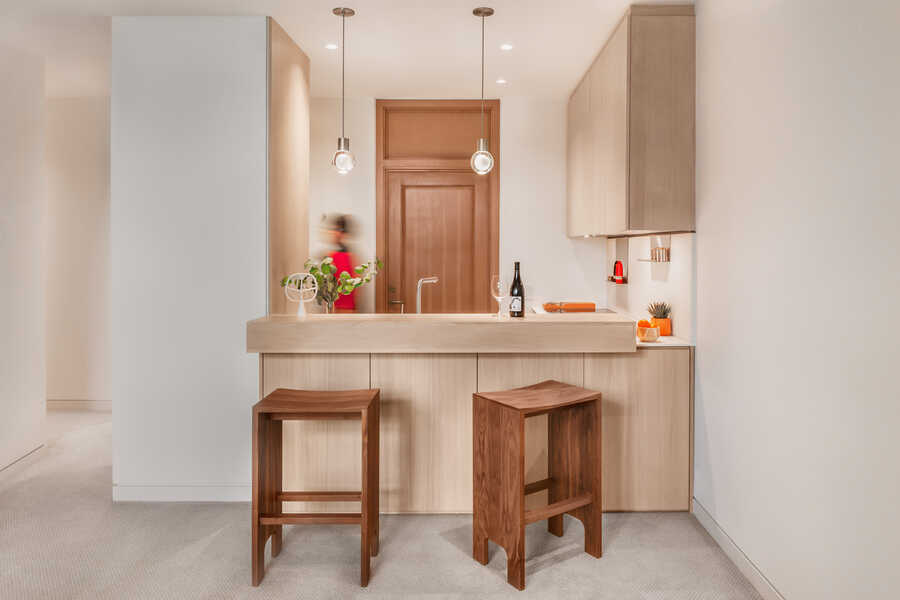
(247, 312), (637, 354)
(638, 335), (693, 348)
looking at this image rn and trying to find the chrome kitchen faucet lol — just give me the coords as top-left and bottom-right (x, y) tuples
(416, 276), (439, 313)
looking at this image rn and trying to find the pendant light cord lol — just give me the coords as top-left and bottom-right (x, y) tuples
(341, 12), (346, 139)
(480, 14), (485, 140)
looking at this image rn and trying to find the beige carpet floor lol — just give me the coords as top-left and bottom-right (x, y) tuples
(0, 409), (762, 599)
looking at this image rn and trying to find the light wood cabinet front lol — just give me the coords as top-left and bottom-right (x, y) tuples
(566, 5), (695, 237)
(587, 348), (692, 511)
(371, 353), (477, 513)
(589, 15), (629, 235)
(263, 348), (692, 513)
(566, 75), (593, 237)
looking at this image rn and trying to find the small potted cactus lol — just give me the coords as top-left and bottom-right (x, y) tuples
(647, 301), (672, 336)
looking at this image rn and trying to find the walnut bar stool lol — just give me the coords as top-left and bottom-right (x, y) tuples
(472, 380), (602, 590)
(251, 387), (380, 587)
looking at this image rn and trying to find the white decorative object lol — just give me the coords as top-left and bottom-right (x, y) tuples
(283, 273), (318, 317)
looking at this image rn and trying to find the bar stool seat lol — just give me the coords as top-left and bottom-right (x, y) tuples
(252, 387), (380, 587)
(472, 380), (602, 590)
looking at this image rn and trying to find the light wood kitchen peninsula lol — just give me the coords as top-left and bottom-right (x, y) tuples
(247, 313), (693, 513)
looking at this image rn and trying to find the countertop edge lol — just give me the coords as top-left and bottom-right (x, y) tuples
(246, 313), (638, 354)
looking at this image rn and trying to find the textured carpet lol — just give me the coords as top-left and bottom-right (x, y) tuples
(0, 411), (762, 599)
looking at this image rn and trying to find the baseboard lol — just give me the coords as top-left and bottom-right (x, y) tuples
(47, 399), (112, 412)
(692, 498), (785, 600)
(113, 484), (251, 502)
(0, 444), (44, 473)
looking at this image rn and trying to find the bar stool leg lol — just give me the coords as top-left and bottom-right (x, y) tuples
(251, 411), (269, 586)
(547, 411), (564, 538)
(270, 417), (283, 558)
(360, 410), (372, 587)
(506, 531), (526, 590)
(582, 399), (603, 558)
(504, 410), (526, 591)
(369, 397), (380, 557)
(472, 396), (490, 565)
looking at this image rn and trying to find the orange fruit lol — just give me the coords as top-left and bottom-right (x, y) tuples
(637, 319), (652, 328)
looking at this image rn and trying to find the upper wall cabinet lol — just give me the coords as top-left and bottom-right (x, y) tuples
(567, 5), (695, 237)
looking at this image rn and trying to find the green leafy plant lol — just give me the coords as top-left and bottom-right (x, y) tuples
(647, 301), (672, 319)
(281, 257), (382, 312)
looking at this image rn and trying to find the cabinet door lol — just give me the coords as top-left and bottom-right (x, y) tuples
(585, 348), (692, 511)
(628, 14), (695, 231)
(566, 74), (592, 237)
(590, 15), (629, 235)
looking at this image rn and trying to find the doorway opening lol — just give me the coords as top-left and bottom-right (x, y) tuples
(375, 99), (500, 314)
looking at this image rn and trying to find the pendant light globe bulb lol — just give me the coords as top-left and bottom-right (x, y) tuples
(332, 137), (356, 175)
(470, 138), (494, 175)
(332, 150), (356, 174)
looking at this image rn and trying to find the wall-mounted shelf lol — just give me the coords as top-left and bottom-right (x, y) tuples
(606, 237), (629, 284)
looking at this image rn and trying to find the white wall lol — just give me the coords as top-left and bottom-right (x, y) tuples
(111, 17), (267, 500)
(308, 95), (608, 309)
(695, 1), (900, 598)
(0, 45), (46, 469)
(46, 97), (110, 402)
(499, 97), (607, 305)
(608, 233), (695, 340)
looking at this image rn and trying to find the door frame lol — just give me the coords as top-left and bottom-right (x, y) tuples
(375, 99), (500, 313)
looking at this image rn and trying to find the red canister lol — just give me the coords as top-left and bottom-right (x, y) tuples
(613, 260), (624, 284)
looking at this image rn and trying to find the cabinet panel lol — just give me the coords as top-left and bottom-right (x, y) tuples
(566, 76), (592, 237)
(590, 15), (629, 235)
(371, 353), (477, 513)
(566, 6), (695, 237)
(585, 348), (691, 511)
(263, 350), (692, 514)
(628, 15), (695, 231)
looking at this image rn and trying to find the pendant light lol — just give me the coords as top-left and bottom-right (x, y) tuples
(471, 7), (495, 175)
(332, 7), (356, 175)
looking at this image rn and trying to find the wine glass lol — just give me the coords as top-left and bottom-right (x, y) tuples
(490, 274), (507, 319)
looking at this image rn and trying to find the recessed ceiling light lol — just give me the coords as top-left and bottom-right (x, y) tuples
(325, 43), (338, 50)
(500, 43), (513, 51)
(496, 78), (507, 84)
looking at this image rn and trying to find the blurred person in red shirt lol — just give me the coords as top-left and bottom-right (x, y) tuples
(327, 214), (357, 312)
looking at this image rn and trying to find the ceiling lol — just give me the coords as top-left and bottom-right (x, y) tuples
(2, 0), (691, 99)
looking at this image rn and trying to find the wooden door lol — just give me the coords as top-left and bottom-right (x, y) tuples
(376, 100), (500, 314)
(386, 171), (491, 313)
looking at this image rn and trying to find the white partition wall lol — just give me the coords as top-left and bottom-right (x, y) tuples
(110, 17), (268, 500)
(0, 45), (46, 470)
(694, 1), (900, 598)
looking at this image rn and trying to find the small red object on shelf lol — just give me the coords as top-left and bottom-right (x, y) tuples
(613, 260), (624, 284)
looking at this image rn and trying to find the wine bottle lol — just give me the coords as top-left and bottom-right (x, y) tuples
(509, 261), (525, 318)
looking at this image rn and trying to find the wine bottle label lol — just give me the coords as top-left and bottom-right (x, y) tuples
(510, 297), (523, 312)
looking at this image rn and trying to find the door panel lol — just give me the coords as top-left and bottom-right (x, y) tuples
(376, 100), (500, 314)
(386, 171), (491, 313)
